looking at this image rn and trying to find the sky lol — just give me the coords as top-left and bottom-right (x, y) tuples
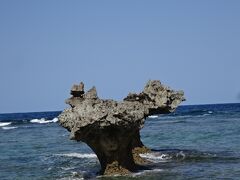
(0, 0), (240, 113)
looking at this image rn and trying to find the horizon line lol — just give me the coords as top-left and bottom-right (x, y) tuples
(0, 102), (239, 115)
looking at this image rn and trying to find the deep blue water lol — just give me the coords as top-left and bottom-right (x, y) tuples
(0, 103), (240, 179)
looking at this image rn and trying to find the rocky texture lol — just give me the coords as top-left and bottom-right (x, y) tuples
(58, 80), (185, 175)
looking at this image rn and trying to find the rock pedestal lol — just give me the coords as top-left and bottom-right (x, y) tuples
(58, 80), (185, 175)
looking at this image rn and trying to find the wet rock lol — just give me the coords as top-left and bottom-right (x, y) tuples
(58, 80), (185, 175)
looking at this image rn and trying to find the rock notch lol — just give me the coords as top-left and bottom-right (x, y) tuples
(58, 80), (185, 175)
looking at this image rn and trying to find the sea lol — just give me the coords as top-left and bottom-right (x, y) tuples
(0, 103), (240, 180)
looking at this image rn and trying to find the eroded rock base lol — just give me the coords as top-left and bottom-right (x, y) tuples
(104, 161), (130, 176)
(132, 146), (151, 165)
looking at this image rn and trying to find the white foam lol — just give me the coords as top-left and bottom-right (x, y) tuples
(2, 126), (18, 130)
(0, 122), (12, 127)
(148, 115), (158, 119)
(140, 153), (172, 163)
(202, 113), (211, 117)
(176, 151), (186, 158)
(30, 118), (58, 124)
(60, 167), (75, 171)
(133, 168), (163, 176)
(55, 153), (97, 159)
(52, 117), (58, 122)
(58, 177), (83, 180)
(30, 118), (49, 124)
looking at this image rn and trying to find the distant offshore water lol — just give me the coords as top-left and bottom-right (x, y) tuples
(0, 103), (240, 179)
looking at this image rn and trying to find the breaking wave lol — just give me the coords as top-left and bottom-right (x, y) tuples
(138, 149), (231, 163)
(30, 118), (58, 124)
(2, 126), (18, 130)
(55, 153), (97, 159)
(0, 122), (12, 127)
(132, 168), (163, 177)
(148, 115), (159, 119)
(140, 153), (172, 162)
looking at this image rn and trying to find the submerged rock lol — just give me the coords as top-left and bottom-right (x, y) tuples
(58, 80), (185, 175)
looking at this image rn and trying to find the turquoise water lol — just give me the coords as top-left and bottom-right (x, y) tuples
(0, 103), (240, 179)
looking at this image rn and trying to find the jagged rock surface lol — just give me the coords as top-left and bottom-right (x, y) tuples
(58, 80), (185, 175)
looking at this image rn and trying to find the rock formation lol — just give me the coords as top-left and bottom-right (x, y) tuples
(58, 80), (185, 175)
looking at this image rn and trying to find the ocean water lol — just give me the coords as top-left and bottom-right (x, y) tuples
(0, 103), (240, 180)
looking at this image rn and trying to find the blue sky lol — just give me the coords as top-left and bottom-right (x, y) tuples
(0, 0), (240, 113)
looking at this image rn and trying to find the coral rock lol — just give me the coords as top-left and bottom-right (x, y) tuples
(58, 80), (185, 175)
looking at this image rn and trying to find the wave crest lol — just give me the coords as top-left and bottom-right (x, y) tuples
(140, 153), (172, 162)
(2, 126), (18, 130)
(139, 149), (219, 163)
(0, 122), (12, 127)
(148, 115), (159, 119)
(30, 118), (58, 124)
(55, 153), (97, 159)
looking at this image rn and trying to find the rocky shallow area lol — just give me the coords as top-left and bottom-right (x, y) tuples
(58, 80), (185, 175)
